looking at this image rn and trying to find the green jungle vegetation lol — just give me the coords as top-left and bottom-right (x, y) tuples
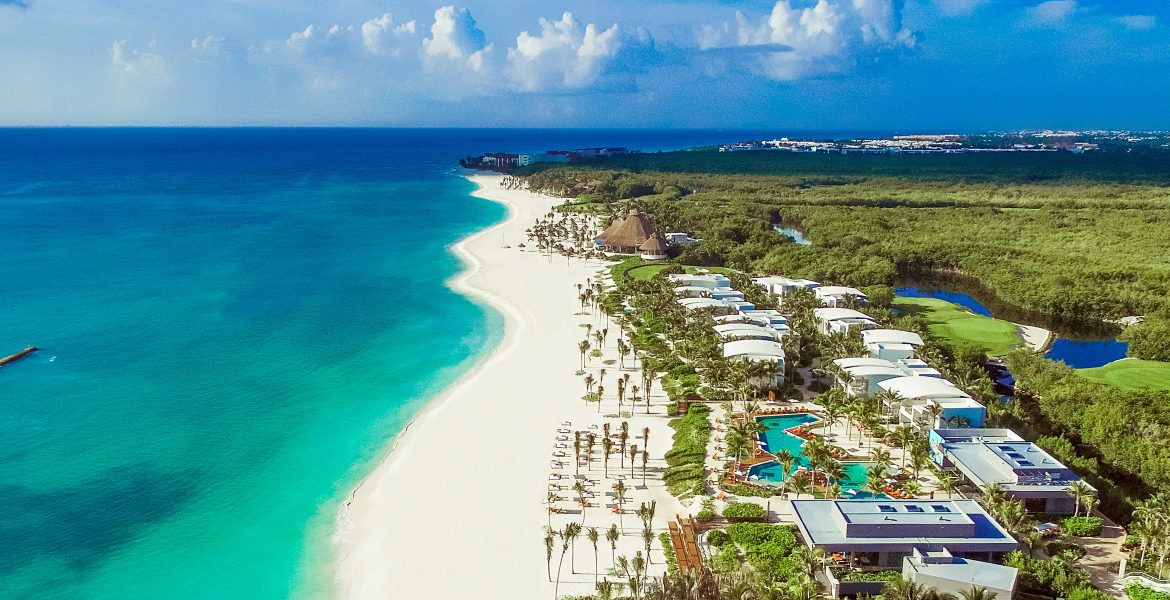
(521, 151), (1170, 330)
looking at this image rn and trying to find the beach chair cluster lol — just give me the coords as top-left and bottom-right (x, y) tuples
(667, 515), (703, 575)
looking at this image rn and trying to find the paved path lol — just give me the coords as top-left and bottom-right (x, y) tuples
(1080, 514), (1126, 596)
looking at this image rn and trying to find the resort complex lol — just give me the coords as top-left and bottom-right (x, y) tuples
(472, 173), (1170, 600)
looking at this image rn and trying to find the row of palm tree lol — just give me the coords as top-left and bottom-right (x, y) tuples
(882, 579), (998, 600)
(546, 522), (627, 597)
(1129, 491), (1170, 578)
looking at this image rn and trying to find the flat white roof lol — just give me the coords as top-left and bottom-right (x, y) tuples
(723, 339), (785, 359)
(834, 357), (897, 369)
(878, 376), (971, 400)
(712, 314), (751, 324)
(814, 308), (875, 322)
(677, 298), (731, 310)
(863, 329), (925, 347)
(714, 324), (782, 341)
(816, 286), (867, 298)
(843, 365), (909, 378)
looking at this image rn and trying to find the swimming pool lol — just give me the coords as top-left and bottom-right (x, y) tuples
(748, 413), (877, 494)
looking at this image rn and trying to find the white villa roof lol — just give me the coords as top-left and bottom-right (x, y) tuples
(714, 324), (782, 341)
(843, 365), (909, 378)
(878, 376), (971, 400)
(834, 358), (898, 370)
(712, 314), (751, 324)
(863, 329), (925, 347)
(674, 285), (712, 294)
(723, 339), (786, 359)
(814, 308), (875, 323)
(677, 298), (731, 311)
(816, 286), (867, 298)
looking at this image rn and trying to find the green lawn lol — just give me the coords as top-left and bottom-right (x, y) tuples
(893, 296), (1025, 356)
(621, 260), (740, 282)
(626, 264), (675, 281)
(1077, 359), (1170, 392)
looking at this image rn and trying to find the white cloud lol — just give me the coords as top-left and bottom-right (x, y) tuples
(422, 5), (491, 70)
(1024, 1), (1077, 27)
(361, 13), (416, 55)
(111, 40), (169, 83)
(932, 0), (991, 16)
(1117, 15), (1156, 30)
(507, 12), (632, 92)
(699, 0), (915, 81)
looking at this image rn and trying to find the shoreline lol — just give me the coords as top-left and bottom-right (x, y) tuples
(333, 172), (614, 598)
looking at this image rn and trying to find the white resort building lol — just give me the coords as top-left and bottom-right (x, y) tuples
(877, 377), (986, 429)
(815, 286), (868, 308)
(862, 329), (925, 362)
(814, 308), (878, 335)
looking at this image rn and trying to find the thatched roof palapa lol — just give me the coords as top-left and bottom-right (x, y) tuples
(639, 232), (669, 256)
(597, 208), (656, 249)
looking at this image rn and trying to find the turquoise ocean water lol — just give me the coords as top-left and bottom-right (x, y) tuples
(0, 129), (752, 598)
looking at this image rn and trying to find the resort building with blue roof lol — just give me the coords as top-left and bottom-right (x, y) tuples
(790, 499), (1019, 570)
(929, 429), (1094, 514)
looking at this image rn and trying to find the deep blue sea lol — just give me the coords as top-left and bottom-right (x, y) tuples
(0, 128), (768, 598)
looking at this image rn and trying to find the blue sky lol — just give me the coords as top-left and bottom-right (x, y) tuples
(0, 0), (1167, 128)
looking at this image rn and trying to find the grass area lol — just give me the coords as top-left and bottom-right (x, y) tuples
(626, 264), (675, 281)
(893, 296), (1024, 356)
(1077, 358), (1170, 392)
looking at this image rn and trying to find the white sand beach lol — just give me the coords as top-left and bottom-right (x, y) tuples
(335, 174), (680, 599)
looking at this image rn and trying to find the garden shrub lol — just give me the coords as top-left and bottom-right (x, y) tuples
(722, 502), (766, 520)
(1063, 516), (1104, 537)
(705, 529), (731, 547)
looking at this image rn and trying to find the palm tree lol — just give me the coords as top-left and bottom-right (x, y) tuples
(894, 425), (917, 469)
(544, 529), (555, 582)
(789, 474), (814, 499)
(617, 339), (628, 369)
(615, 481), (627, 531)
(595, 579), (621, 600)
(565, 521), (582, 575)
(575, 480), (588, 526)
(599, 367), (607, 389)
(870, 447), (893, 472)
(602, 438), (614, 478)
(641, 450), (649, 487)
(1068, 480), (1094, 517)
(641, 524), (654, 565)
(828, 482), (843, 499)
(554, 524), (574, 599)
(574, 435), (583, 475)
(882, 578), (956, 600)
(629, 444), (638, 478)
(938, 472), (961, 499)
(902, 480), (923, 498)
(606, 524), (620, 567)
(776, 449), (797, 498)
(619, 421), (630, 467)
(958, 586), (997, 600)
(578, 340), (591, 369)
(586, 433), (596, 470)
(584, 373), (596, 397)
(587, 527), (601, 587)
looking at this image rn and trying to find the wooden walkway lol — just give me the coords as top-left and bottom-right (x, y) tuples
(0, 346), (38, 368)
(669, 514), (704, 575)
